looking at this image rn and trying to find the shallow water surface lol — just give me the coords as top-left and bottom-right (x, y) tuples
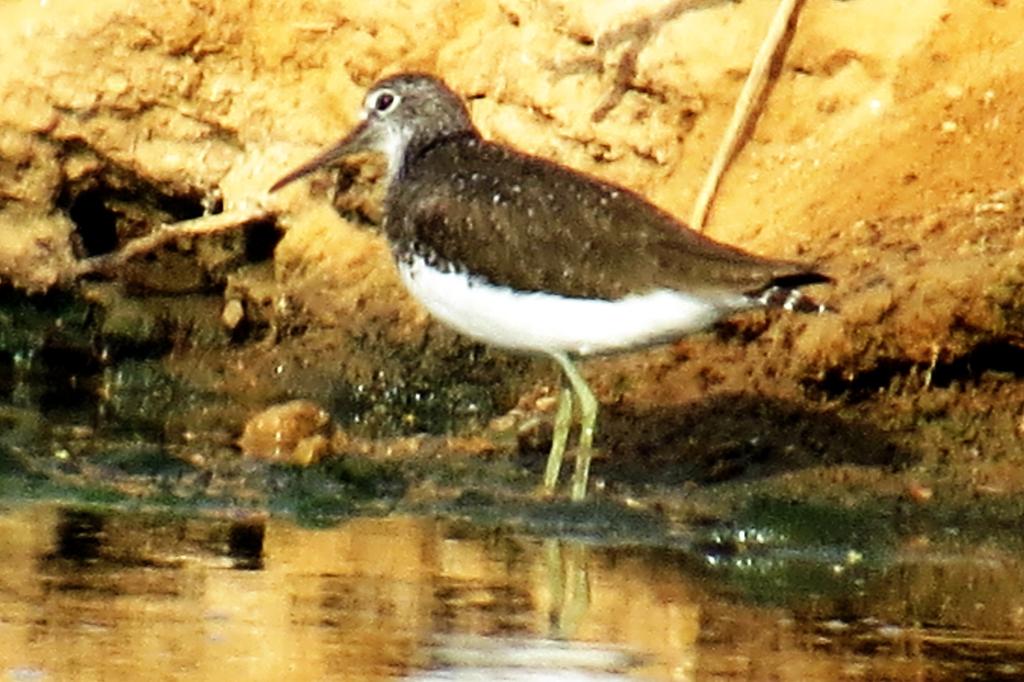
(1, 503), (1023, 681)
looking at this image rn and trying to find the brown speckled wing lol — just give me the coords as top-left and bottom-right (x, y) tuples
(385, 136), (823, 300)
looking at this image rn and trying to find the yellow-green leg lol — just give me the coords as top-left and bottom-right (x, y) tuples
(543, 386), (573, 494)
(549, 351), (598, 502)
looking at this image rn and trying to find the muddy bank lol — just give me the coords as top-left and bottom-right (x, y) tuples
(0, 0), (1023, 523)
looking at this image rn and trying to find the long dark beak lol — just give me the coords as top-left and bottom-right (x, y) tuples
(269, 117), (376, 193)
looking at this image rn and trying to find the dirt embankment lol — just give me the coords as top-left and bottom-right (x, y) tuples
(1, 0), (1023, 505)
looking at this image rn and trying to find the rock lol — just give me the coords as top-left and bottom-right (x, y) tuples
(238, 399), (333, 465)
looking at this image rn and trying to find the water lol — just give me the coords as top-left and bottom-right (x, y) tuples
(2, 313), (1024, 680)
(1, 503), (1023, 681)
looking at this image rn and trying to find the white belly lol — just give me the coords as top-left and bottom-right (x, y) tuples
(397, 255), (745, 356)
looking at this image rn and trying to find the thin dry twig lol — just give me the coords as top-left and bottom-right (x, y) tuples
(562, 0), (733, 123)
(595, 0), (739, 122)
(690, 0), (804, 231)
(70, 206), (272, 279)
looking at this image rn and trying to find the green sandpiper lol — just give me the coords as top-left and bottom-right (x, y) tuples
(271, 73), (830, 501)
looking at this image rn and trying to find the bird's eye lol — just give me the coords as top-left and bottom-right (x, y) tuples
(371, 90), (398, 113)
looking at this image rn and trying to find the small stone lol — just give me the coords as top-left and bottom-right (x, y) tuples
(906, 481), (933, 503)
(238, 399), (332, 465)
(488, 413), (517, 433)
(221, 298), (245, 330)
(534, 395), (558, 412)
(291, 434), (330, 466)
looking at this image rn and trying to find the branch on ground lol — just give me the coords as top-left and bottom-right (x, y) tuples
(69, 206), (273, 280)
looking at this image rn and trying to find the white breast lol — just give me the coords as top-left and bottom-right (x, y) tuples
(397, 254), (749, 356)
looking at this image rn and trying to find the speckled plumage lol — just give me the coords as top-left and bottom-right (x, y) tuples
(273, 72), (827, 307)
(386, 130), (826, 302)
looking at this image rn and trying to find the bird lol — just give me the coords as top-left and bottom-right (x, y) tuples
(270, 72), (830, 502)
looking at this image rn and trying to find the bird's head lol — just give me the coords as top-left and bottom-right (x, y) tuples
(270, 73), (474, 192)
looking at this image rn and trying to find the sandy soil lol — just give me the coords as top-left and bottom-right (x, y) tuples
(1, 0), (1023, 512)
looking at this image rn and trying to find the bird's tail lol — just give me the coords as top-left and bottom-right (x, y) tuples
(757, 285), (832, 313)
(754, 271), (834, 314)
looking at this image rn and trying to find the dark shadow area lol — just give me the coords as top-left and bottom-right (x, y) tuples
(808, 339), (1024, 403)
(58, 166), (208, 259)
(52, 508), (105, 563)
(34, 344), (102, 416)
(227, 517), (266, 570)
(65, 187), (120, 256)
(937, 340), (1024, 385)
(0, 350), (13, 399)
(244, 219), (283, 263)
(38, 506), (273, 579)
(0, 286), (92, 351)
(572, 393), (914, 487)
(55, 149), (279, 306)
